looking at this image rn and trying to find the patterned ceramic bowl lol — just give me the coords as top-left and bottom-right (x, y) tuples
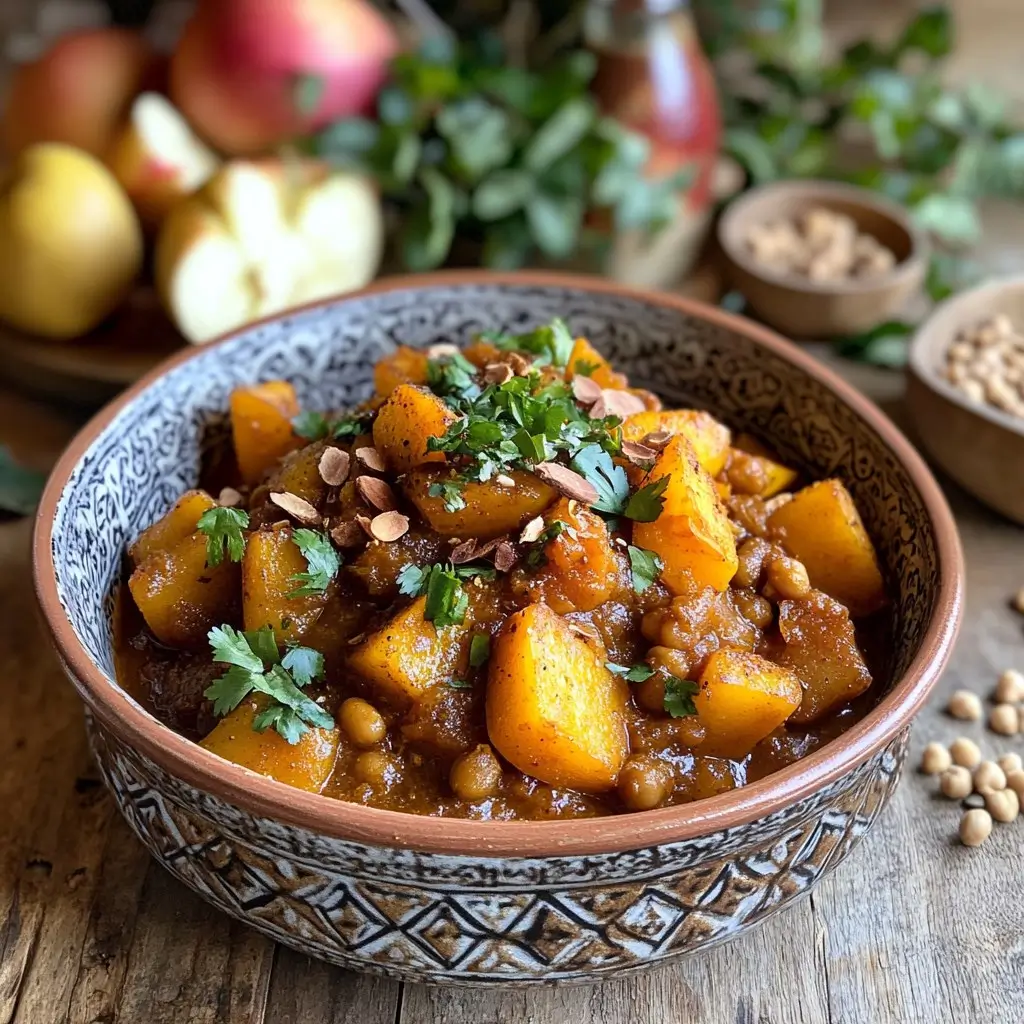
(33, 272), (962, 986)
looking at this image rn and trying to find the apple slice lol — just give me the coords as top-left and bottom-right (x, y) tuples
(155, 159), (383, 344)
(107, 92), (220, 226)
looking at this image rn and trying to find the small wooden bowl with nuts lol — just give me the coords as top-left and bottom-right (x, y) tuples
(718, 180), (929, 338)
(907, 277), (1024, 526)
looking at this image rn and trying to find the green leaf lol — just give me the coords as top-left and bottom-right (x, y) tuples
(436, 98), (513, 180)
(288, 529), (341, 597)
(197, 506), (249, 567)
(571, 444), (629, 515)
(723, 127), (779, 184)
(392, 133), (422, 185)
(473, 170), (535, 221)
(627, 545), (663, 594)
(605, 662), (655, 683)
(523, 97), (596, 172)
(252, 704), (309, 744)
(447, 678), (474, 690)
(896, 5), (952, 59)
(378, 85), (414, 126)
(427, 479), (467, 512)
(835, 320), (914, 368)
(401, 167), (456, 271)
(397, 563), (431, 597)
(317, 117), (381, 157)
(0, 446), (45, 515)
(292, 410), (330, 440)
(208, 625), (265, 674)
(203, 665), (258, 718)
(424, 565), (469, 628)
(281, 645), (325, 686)
(469, 633), (490, 669)
(294, 73), (325, 116)
(913, 193), (981, 245)
(482, 216), (533, 270)
(526, 191), (584, 258)
(243, 626), (281, 666)
(624, 476), (669, 523)
(664, 677), (699, 718)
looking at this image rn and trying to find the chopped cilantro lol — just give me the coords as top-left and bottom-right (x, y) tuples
(624, 475), (670, 523)
(664, 677), (700, 718)
(287, 529), (341, 597)
(486, 318), (574, 367)
(396, 562), (492, 627)
(605, 661), (656, 682)
(572, 358), (601, 377)
(570, 444), (629, 514)
(197, 506), (249, 567)
(397, 563), (430, 597)
(524, 519), (574, 569)
(292, 410), (331, 440)
(426, 350), (480, 401)
(332, 414), (371, 438)
(428, 479), (467, 512)
(627, 545), (663, 593)
(448, 678), (474, 689)
(469, 633), (491, 668)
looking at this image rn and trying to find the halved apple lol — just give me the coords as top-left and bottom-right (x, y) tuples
(106, 92), (220, 226)
(154, 159), (383, 344)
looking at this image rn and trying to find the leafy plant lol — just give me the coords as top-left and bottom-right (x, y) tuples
(315, 35), (689, 271)
(0, 446), (45, 516)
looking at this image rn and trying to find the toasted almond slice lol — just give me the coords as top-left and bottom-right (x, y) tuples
(426, 342), (460, 359)
(533, 462), (599, 505)
(571, 375), (603, 405)
(355, 446), (386, 473)
(269, 491), (321, 526)
(471, 536), (504, 560)
(450, 539), (478, 563)
(507, 352), (533, 376)
(592, 388), (647, 420)
(519, 515), (545, 544)
(493, 540), (517, 572)
(641, 430), (672, 451)
(369, 510), (410, 542)
(318, 447), (351, 487)
(621, 440), (658, 465)
(495, 473), (515, 487)
(217, 486), (243, 507)
(356, 475), (398, 512)
(483, 362), (514, 385)
(355, 514), (375, 538)
(330, 520), (367, 548)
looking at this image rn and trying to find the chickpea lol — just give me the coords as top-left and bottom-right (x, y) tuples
(449, 744), (502, 802)
(617, 755), (673, 812)
(734, 537), (770, 589)
(733, 589), (773, 629)
(634, 674), (667, 714)
(727, 453), (769, 496)
(972, 760), (1006, 794)
(988, 703), (1020, 736)
(949, 737), (981, 769)
(1005, 769), (1024, 800)
(353, 750), (398, 787)
(985, 788), (1020, 824)
(997, 752), (1023, 775)
(766, 555), (811, 601)
(946, 689), (982, 721)
(995, 668), (1024, 704)
(959, 808), (993, 847)
(939, 765), (973, 800)
(919, 742), (951, 775)
(339, 698), (386, 747)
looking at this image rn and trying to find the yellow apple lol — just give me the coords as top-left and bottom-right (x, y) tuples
(155, 159), (383, 344)
(0, 144), (144, 340)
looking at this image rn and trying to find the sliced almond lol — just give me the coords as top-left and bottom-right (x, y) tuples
(269, 491), (321, 526)
(450, 539), (478, 564)
(630, 388), (662, 412)
(592, 388), (647, 420)
(621, 440), (658, 466)
(355, 514), (375, 538)
(318, 447), (351, 487)
(641, 430), (672, 451)
(483, 362), (514, 385)
(567, 619), (600, 642)
(355, 446), (386, 473)
(330, 520), (367, 548)
(426, 342), (460, 359)
(507, 352), (533, 377)
(217, 486), (243, 507)
(493, 540), (517, 572)
(495, 473), (516, 488)
(369, 510), (410, 542)
(356, 475), (398, 512)
(571, 375), (603, 406)
(471, 536), (504, 560)
(533, 462), (599, 505)
(519, 516), (546, 544)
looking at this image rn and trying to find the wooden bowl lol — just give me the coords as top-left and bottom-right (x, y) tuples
(907, 276), (1024, 525)
(718, 180), (929, 339)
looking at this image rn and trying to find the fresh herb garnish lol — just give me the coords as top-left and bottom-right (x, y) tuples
(469, 633), (491, 669)
(448, 678), (474, 690)
(623, 476), (670, 523)
(204, 625), (333, 744)
(663, 677), (700, 718)
(428, 479), (467, 512)
(605, 661), (656, 682)
(570, 444), (629, 514)
(627, 545), (663, 593)
(426, 350), (480, 401)
(485, 318), (575, 367)
(397, 562), (430, 597)
(288, 529), (341, 597)
(524, 519), (575, 569)
(197, 506), (249, 567)
(572, 358), (600, 377)
(292, 410), (370, 440)
(396, 562), (494, 627)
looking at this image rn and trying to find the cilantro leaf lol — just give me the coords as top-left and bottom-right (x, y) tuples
(426, 351), (480, 401)
(428, 479), (467, 512)
(571, 443), (629, 514)
(332, 416), (368, 438)
(288, 529), (341, 597)
(252, 704), (310, 744)
(397, 563), (431, 597)
(624, 475), (670, 523)
(664, 677), (700, 718)
(292, 411), (330, 439)
(281, 645), (325, 686)
(197, 506), (249, 567)
(469, 633), (490, 668)
(425, 565), (469, 628)
(605, 661), (655, 682)
(243, 626), (281, 666)
(448, 678), (473, 689)
(524, 519), (574, 569)
(204, 665), (258, 717)
(208, 625), (265, 673)
(488, 318), (574, 367)
(627, 545), (663, 593)
(572, 358), (600, 377)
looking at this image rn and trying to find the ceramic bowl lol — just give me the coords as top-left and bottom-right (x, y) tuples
(719, 180), (929, 338)
(907, 276), (1024, 525)
(34, 272), (962, 986)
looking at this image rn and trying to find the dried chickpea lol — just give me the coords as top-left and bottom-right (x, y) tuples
(634, 674), (667, 714)
(338, 698), (386, 748)
(988, 703), (1019, 736)
(949, 736), (981, 769)
(973, 760), (1007, 794)
(727, 453), (768, 496)
(733, 589), (773, 629)
(353, 750), (399, 787)
(734, 537), (770, 589)
(449, 744), (502, 802)
(939, 765), (973, 800)
(995, 668), (1024, 704)
(985, 788), (1020, 823)
(919, 742), (951, 775)
(946, 689), (982, 721)
(766, 555), (811, 601)
(959, 808), (993, 847)
(998, 752), (1023, 775)
(1005, 769), (1024, 800)
(617, 755), (674, 812)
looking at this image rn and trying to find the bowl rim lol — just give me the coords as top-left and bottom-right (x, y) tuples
(33, 269), (963, 858)
(908, 274), (1024, 440)
(718, 179), (930, 297)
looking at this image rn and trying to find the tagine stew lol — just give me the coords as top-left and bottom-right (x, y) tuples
(116, 322), (890, 819)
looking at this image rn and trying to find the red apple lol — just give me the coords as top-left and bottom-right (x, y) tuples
(3, 28), (164, 158)
(170, 0), (399, 157)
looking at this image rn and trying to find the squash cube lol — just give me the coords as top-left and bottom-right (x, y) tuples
(733, 433), (799, 498)
(264, 442), (329, 506)
(565, 336), (627, 389)
(623, 410), (732, 476)
(373, 345), (429, 398)
(129, 489), (217, 565)
(230, 380), (301, 484)
(372, 384), (458, 472)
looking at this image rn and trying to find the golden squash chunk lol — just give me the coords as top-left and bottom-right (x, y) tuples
(129, 532), (240, 649)
(372, 384), (458, 472)
(623, 410), (732, 476)
(632, 435), (738, 595)
(777, 591), (873, 724)
(373, 345), (428, 397)
(264, 442), (329, 506)
(129, 489), (216, 565)
(403, 467), (557, 540)
(230, 380), (301, 484)
(200, 697), (340, 793)
(486, 603), (629, 792)
(242, 523), (328, 645)
(462, 340), (503, 368)
(767, 478), (886, 616)
(565, 336), (627, 389)
(733, 433), (799, 497)
(697, 650), (803, 759)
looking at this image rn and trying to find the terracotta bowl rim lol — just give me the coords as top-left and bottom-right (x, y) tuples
(32, 269), (963, 858)
(908, 274), (1024, 439)
(718, 179), (931, 298)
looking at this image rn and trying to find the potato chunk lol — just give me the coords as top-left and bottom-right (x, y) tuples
(767, 478), (885, 616)
(623, 410), (732, 476)
(486, 603), (629, 792)
(403, 467), (557, 539)
(697, 650), (802, 759)
(565, 336), (627, 389)
(632, 435), (738, 595)
(733, 433), (798, 498)
(372, 384), (458, 472)
(242, 523), (327, 644)
(129, 489), (216, 565)
(776, 591), (873, 723)
(200, 696), (340, 793)
(129, 532), (240, 649)
(230, 381), (301, 484)
(373, 345), (428, 397)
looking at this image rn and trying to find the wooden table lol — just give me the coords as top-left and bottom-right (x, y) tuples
(2, 344), (1023, 1024)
